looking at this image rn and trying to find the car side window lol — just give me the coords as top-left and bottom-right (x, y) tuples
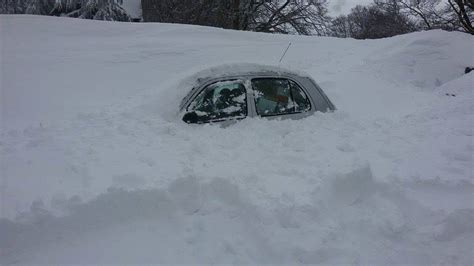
(252, 78), (311, 116)
(290, 80), (311, 112)
(184, 80), (247, 123)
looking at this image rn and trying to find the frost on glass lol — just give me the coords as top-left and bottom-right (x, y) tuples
(186, 80), (247, 123)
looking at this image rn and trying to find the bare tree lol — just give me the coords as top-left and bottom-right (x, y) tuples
(330, 15), (350, 38)
(141, 0), (229, 27)
(329, 2), (417, 39)
(396, 0), (442, 29)
(25, 0), (55, 15)
(383, 0), (473, 33)
(447, 0), (474, 33)
(141, 0), (330, 35)
(251, 0), (330, 35)
(1, 0), (28, 13)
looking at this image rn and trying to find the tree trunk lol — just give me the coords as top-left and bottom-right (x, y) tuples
(450, 0), (474, 34)
(232, 0), (240, 29)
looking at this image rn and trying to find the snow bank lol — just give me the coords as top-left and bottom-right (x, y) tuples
(2, 168), (472, 264)
(1, 15), (473, 264)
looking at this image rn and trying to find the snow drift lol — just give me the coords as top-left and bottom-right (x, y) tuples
(1, 15), (473, 264)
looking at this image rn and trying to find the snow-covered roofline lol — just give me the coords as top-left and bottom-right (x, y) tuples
(188, 63), (311, 87)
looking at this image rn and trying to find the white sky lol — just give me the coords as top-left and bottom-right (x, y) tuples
(328, 0), (374, 16)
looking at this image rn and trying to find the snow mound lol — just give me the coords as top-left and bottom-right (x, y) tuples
(363, 30), (471, 89)
(2, 167), (472, 264)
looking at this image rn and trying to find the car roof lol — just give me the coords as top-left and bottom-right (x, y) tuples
(190, 63), (311, 87)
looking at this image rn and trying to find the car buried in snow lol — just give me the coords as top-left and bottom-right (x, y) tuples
(180, 65), (335, 124)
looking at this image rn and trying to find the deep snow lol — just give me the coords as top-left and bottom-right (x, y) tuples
(0, 15), (473, 264)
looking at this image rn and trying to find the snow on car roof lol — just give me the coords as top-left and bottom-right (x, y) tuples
(186, 63), (311, 87)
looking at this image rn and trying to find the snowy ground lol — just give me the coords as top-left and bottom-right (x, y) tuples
(1, 15), (473, 264)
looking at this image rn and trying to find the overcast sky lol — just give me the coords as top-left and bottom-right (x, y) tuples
(328, 0), (374, 16)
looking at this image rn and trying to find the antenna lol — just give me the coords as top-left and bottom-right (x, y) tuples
(278, 42), (292, 64)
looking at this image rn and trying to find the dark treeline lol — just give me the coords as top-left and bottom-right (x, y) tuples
(141, 0), (330, 35)
(1, 0), (473, 38)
